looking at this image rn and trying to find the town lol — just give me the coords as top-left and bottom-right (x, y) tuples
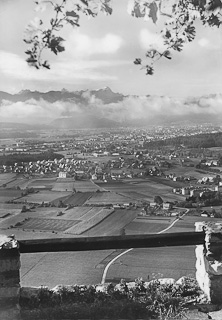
(0, 125), (222, 219)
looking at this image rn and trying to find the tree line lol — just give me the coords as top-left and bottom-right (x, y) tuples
(145, 132), (222, 149)
(0, 150), (63, 166)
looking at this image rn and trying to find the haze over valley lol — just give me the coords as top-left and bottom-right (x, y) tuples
(0, 87), (222, 128)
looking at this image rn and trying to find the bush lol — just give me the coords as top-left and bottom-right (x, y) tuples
(20, 277), (203, 319)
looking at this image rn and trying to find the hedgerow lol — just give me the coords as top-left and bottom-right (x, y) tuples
(20, 277), (205, 319)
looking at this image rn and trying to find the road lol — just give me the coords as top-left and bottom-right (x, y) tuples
(101, 212), (189, 284)
(18, 210), (197, 288)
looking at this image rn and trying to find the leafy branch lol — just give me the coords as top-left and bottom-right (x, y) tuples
(24, 0), (222, 73)
(24, 0), (113, 69)
(133, 0), (222, 75)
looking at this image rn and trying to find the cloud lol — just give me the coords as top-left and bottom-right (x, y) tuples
(0, 99), (81, 124)
(198, 37), (220, 50)
(139, 28), (165, 51)
(65, 31), (123, 58)
(198, 38), (210, 48)
(2, 92), (222, 125)
(0, 50), (130, 85)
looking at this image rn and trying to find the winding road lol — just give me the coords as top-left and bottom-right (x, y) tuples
(101, 212), (187, 284)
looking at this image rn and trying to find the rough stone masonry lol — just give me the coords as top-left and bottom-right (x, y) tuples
(0, 234), (21, 320)
(196, 221), (222, 304)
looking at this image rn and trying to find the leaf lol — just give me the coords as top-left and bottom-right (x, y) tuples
(163, 50), (172, 59)
(100, 0), (113, 15)
(79, 0), (88, 6)
(26, 57), (37, 63)
(205, 0), (222, 12)
(184, 24), (196, 41)
(84, 8), (97, 17)
(42, 60), (50, 69)
(146, 49), (159, 59)
(66, 10), (79, 18)
(48, 36), (65, 55)
(131, 2), (145, 18)
(206, 13), (221, 27)
(25, 50), (32, 55)
(66, 11), (80, 27)
(145, 65), (154, 75)
(165, 30), (171, 39)
(134, 58), (142, 65)
(149, 1), (158, 23)
(57, 45), (65, 53)
(66, 19), (80, 27)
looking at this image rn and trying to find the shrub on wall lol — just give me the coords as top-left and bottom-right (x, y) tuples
(20, 277), (204, 319)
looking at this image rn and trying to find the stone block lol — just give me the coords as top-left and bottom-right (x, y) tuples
(196, 222), (222, 304)
(0, 248), (20, 259)
(209, 275), (222, 304)
(20, 286), (42, 299)
(0, 257), (20, 272)
(0, 286), (20, 299)
(0, 270), (20, 287)
(0, 306), (21, 320)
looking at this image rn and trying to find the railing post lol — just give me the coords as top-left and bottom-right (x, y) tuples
(195, 222), (222, 304)
(0, 235), (21, 320)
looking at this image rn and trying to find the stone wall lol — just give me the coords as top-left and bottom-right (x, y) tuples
(0, 235), (21, 320)
(1, 227), (222, 319)
(195, 222), (222, 304)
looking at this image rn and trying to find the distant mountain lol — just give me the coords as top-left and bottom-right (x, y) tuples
(89, 87), (124, 103)
(0, 88), (221, 128)
(0, 87), (125, 104)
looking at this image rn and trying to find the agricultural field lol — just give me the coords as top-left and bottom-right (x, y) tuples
(17, 218), (80, 232)
(4, 178), (30, 190)
(85, 191), (132, 206)
(95, 180), (185, 202)
(0, 189), (22, 202)
(85, 208), (140, 236)
(165, 215), (222, 233)
(164, 166), (217, 180)
(0, 173), (17, 186)
(125, 217), (173, 235)
(51, 192), (93, 206)
(26, 178), (57, 189)
(20, 190), (72, 204)
(65, 207), (114, 235)
(74, 180), (103, 192)
(52, 178), (75, 192)
(115, 191), (150, 202)
(106, 246), (197, 283)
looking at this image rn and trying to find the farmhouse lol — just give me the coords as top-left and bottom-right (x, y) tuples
(58, 171), (69, 178)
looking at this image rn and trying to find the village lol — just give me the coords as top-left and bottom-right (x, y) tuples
(0, 126), (222, 221)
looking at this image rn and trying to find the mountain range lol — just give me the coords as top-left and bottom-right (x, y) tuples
(0, 87), (221, 129)
(0, 86), (124, 105)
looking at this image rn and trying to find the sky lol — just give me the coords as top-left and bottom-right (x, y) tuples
(0, 0), (222, 98)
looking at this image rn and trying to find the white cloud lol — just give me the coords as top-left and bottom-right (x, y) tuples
(139, 28), (165, 51)
(1, 93), (222, 125)
(0, 50), (130, 85)
(0, 99), (80, 123)
(198, 37), (220, 50)
(65, 31), (123, 58)
(198, 38), (210, 48)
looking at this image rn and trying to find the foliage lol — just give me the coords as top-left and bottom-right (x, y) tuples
(24, 0), (222, 74)
(144, 132), (222, 149)
(20, 277), (203, 319)
(132, 0), (222, 74)
(154, 195), (163, 205)
(0, 150), (63, 166)
(24, 0), (113, 69)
